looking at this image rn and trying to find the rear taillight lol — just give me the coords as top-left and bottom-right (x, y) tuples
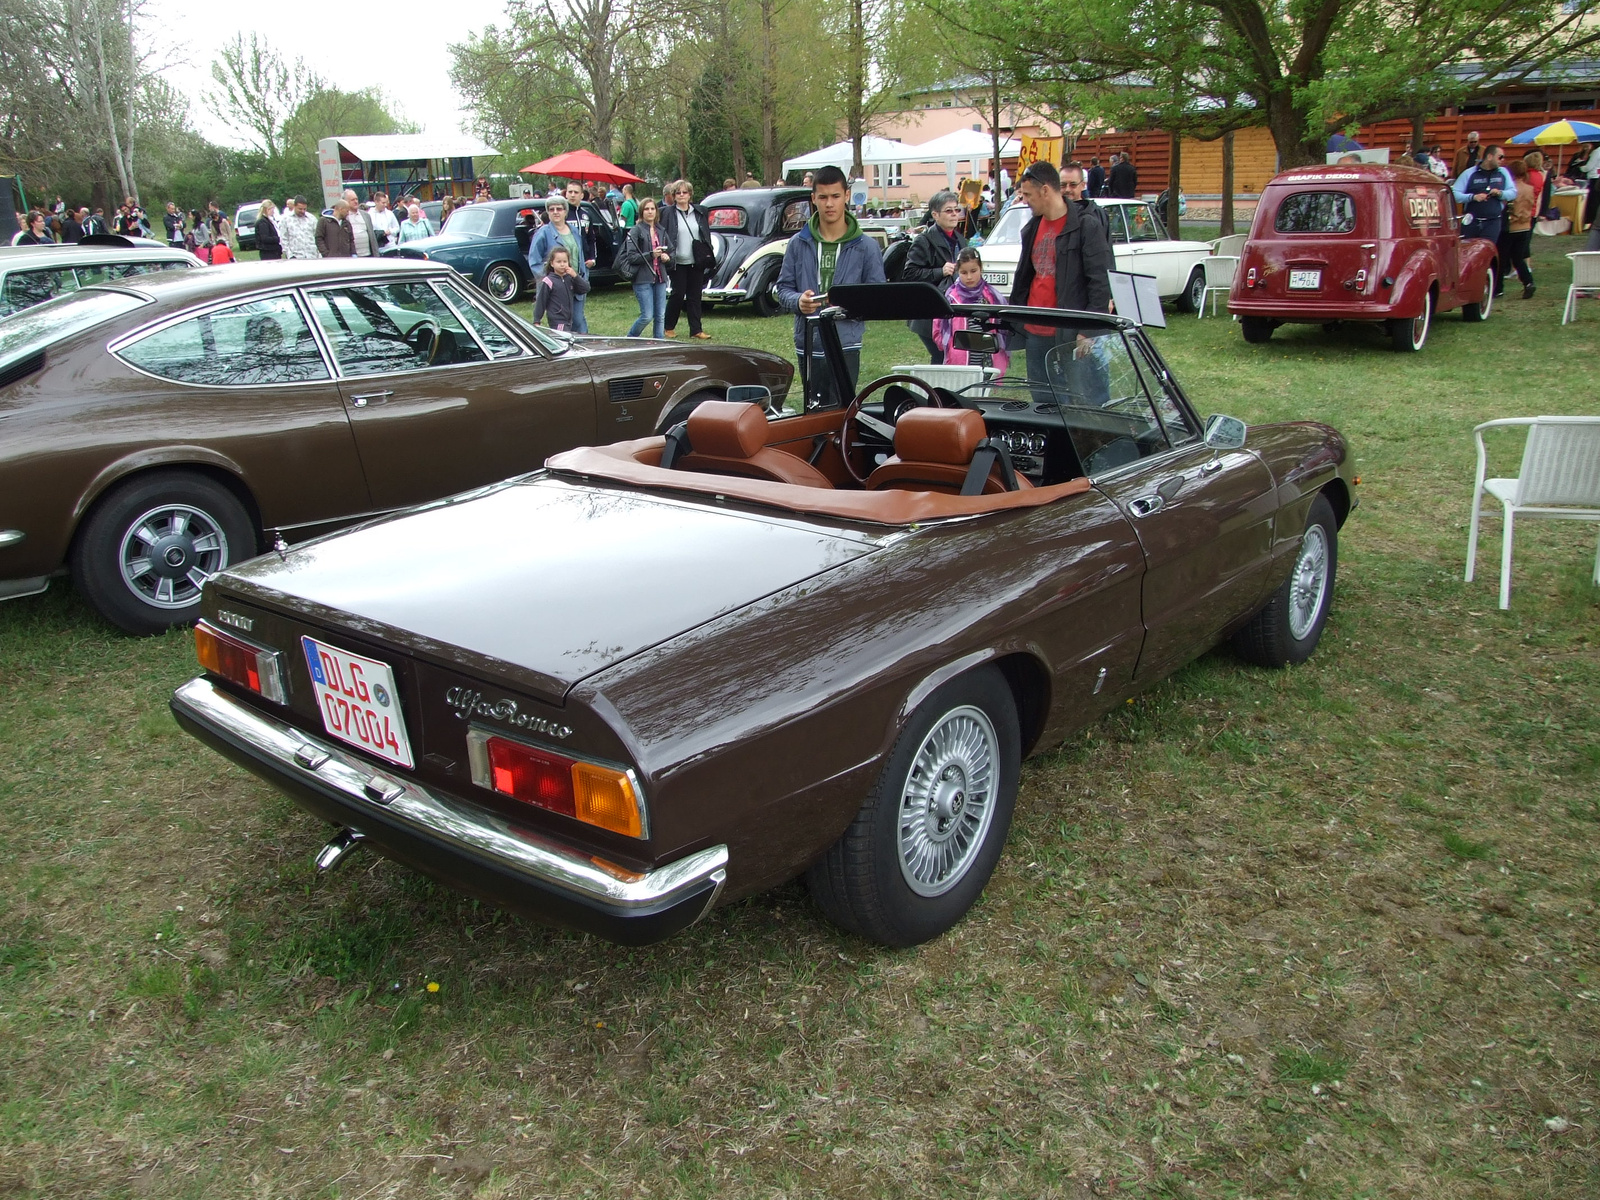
(1246, 267), (1258, 287)
(195, 621), (287, 703)
(466, 729), (647, 838)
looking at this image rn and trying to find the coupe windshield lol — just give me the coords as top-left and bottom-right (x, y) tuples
(0, 288), (147, 368)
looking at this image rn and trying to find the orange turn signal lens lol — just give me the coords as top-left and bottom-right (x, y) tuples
(195, 621), (287, 703)
(467, 728), (648, 839)
(572, 761), (644, 838)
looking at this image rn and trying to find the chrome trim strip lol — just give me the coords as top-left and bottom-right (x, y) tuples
(173, 677), (726, 914)
(0, 530), (25, 549)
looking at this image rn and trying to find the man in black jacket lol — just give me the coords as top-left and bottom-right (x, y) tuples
(1008, 161), (1115, 406)
(901, 188), (967, 361)
(1108, 152), (1138, 198)
(1087, 157), (1106, 197)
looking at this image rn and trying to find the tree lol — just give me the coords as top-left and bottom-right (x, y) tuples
(206, 32), (323, 164)
(825, 0), (937, 178)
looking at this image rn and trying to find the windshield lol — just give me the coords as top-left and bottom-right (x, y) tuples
(445, 207), (496, 238)
(501, 305), (568, 354)
(0, 288), (147, 367)
(983, 202), (1029, 247)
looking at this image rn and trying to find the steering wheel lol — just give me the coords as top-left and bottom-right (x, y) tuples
(402, 318), (443, 364)
(836, 374), (953, 484)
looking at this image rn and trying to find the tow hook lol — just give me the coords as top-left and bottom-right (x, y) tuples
(315, 828), (368, 872)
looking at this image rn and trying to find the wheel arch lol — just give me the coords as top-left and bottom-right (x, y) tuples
(69, 453), (263, 559)
(653, 382), (727, 432)
(894, 648), (1053, 759)
(1319, 477), (1353, 529)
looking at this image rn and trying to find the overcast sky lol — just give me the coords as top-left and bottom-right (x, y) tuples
(144, 0), (512, 149)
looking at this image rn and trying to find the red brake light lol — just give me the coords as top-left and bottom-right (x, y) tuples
(467, 729), (647, 837)
(195, 621), (287, 703)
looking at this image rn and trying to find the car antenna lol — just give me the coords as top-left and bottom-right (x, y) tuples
(271, 530), (288, 561)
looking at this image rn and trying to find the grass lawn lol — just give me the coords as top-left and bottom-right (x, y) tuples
(2, 236), (1598, 1199)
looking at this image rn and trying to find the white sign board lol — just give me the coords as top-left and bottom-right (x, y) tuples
(317, 138), (344, 208)
(1107, 270), (1166, 328)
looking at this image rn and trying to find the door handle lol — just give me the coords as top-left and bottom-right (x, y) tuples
(350, 390), (393, 407)
(1199, 457), (1224, 475)
(1128, 494), (1164, 518)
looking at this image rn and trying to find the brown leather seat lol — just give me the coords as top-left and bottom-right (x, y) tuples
(865, 408), (1032, 495)
(674, 400), (833, 488)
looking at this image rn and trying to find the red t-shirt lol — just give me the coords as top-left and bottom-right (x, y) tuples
(1025, 214), (1066, 335)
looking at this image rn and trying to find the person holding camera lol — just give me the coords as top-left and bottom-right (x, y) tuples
(1454, 145), (1515, 295)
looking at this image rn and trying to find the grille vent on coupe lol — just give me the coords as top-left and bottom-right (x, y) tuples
(608, 378), (646, 402)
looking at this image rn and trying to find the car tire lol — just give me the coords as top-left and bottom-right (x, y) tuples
(1462, 268), (1494, 322)
(1232, 493), (1338, 669)
(1388, 288), (1431, 351)
(1175, 266), (1205, 313)
(1240, 316), (1274, 343)
(749, 264), (782, 317)
(482, 262), (522, 303)
(658, 389), (722, 432)
(805, 666), (1020, 947)
(71, 471), (256, 636)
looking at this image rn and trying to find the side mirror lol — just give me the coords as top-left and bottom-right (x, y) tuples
(726, 384), (775, 415)
(1204, 413), (1247, 450)
(952, 328), (998, 354)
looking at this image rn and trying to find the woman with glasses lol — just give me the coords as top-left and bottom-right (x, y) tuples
(901, 189), (969, 362)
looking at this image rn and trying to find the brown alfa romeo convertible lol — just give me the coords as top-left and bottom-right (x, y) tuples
(172, 283), (1357, 947)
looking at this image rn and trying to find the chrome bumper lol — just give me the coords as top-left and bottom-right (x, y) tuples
(171, 678), (728, 934)
(703, 286), (748, 302)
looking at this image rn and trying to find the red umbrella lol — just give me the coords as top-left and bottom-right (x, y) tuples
(520, 150), (644, 186)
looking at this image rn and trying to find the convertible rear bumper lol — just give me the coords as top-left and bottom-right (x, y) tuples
(171, 677), (728, 945)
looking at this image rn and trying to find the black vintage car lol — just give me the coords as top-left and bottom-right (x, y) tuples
(383, 198), (627, 303)
(699, 187), (813, 316)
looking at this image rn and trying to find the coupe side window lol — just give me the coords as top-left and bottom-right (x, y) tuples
(306, 282), (491, 377)
(117, 295), (330, 386)
(0, 269), (79, 316)
(1274, 191), (1356, 234)
(435, 281), (523, 359)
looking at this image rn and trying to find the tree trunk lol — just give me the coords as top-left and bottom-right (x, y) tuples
(847, 0), (865, 179)
(1411, 112), (1427, 156)
(1166, 136), (1181, 237)
(758, 0), (779, 181)
(1265, 87), (1318, 169)
(990, 76), (1002, 199)
(1220, 129), (1235, 235)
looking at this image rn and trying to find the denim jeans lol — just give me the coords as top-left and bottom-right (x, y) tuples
(571, 289), (589, 334)
(629, 280), (667, 337)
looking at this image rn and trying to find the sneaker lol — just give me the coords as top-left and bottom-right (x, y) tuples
(1522, 284), (1536, 299)
(691, 331), (712, 340)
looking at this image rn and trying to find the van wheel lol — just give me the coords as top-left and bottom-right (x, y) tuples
(1388, 289), (1431, 351)
(1240, 316), (1274, 343)
(1462, 268), (1494, 322)
(72, 471), (256, 636)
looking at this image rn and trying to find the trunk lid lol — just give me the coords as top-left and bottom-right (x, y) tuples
(216, 477), (879, 703)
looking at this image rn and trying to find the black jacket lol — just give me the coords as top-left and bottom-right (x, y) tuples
(1108, 159), (1138, 198)
(902, 225), (965, 289)
(1008, 201), (1114, 316)
(659, 203), (714, 273)
(615, 219), (669, 285)
(256, 213), (283, 259)
(1087, 164), (1107, 196)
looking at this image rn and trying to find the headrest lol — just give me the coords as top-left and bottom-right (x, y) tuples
(893, 408), (987, 465)
(687, 400), (768, 459)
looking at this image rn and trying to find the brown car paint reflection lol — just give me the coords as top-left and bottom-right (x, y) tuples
(0, 260), (792, 630)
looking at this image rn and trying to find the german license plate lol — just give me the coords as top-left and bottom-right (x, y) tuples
(1288, 269), (1322, 290)
(984, 270), (1010, 288)
(301, 636), (414, 769)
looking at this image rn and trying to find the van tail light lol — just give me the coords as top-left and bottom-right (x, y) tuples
(195, 620), (287, 703)
(1245, 267), (1258, 287)
(466, 729), (647, 839)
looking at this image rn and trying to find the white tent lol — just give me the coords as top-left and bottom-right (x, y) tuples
(782, 136), (912, 175)
(903, 130), (1022, 188)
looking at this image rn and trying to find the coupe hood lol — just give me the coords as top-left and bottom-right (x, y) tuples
(218, 478), (878, 702)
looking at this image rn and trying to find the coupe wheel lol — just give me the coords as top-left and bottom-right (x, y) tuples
(72, 471), (256, 636)
(1462, 268), (1494, 322)
(1388, 289), (1431, 351)
(1240, 316), (1274, 343)
(483, 263), (522, 303)
(1175, 266), (1205, 313)
(1232, 493), (1338, 668)
(806, 666), (1020, 946)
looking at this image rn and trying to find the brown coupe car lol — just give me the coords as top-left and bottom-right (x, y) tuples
(0, 259), (792, 633)
(172, 283), (1357, 947)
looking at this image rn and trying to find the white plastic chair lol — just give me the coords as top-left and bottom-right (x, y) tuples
(891, 363), (999, 395)
(1562, 252), (1600, 324)
(1211, 233), (1247, 258)
(1465, 416), (1600, 608)
(1198, 256), (1238, 318)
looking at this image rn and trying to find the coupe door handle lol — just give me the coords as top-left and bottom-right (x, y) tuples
(1128, 494), (1165, 518)
(350, 390), (394, 407)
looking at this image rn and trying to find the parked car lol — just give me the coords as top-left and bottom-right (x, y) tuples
(0, 258), (792, 633)
(700, 187), (812, 315)
(170, 281), (1357, 948)
(0, 239), (198, 318)
(383, 198), (626, 303)
(235, 202), (262, 251)
(1228, 163), (1497, 352)
(974, 196), (1214, 311)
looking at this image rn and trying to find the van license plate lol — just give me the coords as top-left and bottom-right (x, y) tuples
(1288, 269), (1321, 290)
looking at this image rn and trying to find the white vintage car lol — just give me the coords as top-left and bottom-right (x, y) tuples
(974, 197), (1213, 312)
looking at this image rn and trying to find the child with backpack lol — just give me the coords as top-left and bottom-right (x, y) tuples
(532, 246), (591, 332)
(933, 249), (1010, 378)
